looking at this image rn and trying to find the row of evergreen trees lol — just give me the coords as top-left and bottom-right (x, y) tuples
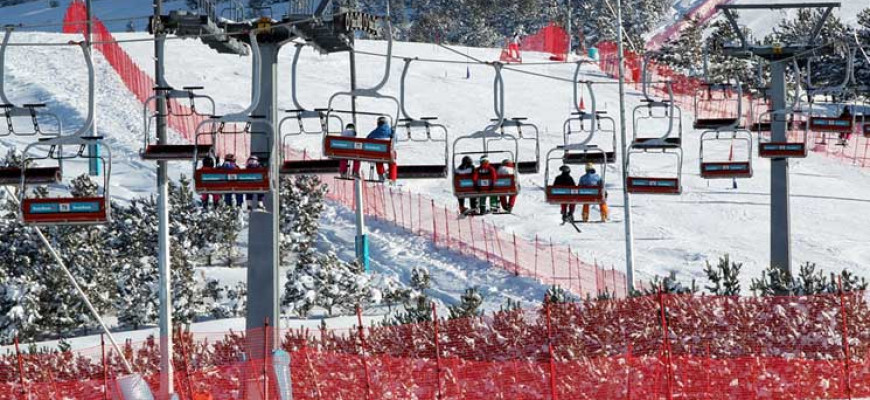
(655, 8), (870, 98)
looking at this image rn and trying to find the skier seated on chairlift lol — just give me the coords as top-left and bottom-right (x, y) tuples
(473, 155), (500, 214)
(339, 123), (361, 178)
(455, 156), (478, 214)
(497, 159), (517, 213)
(579, 163), (608, 222)
(245, 155), (265, 210)
(837, 106), (852, 146)
(554, 165), (576, 223)
(220, 153), (244, 207)
(367, 117), (394, 182)
(200, 154), (221, 209)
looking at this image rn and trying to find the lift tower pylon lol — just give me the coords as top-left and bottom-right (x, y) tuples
(717, 2), (840, 283)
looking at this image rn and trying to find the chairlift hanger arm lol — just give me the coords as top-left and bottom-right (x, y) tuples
(718, 3), (840, 51)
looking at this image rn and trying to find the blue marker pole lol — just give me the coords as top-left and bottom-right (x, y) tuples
(88, 142), (100, 176)
(353, 177), (370, 272)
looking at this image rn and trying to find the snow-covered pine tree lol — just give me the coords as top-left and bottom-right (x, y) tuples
(704, 17), (755, 86)
(655, 17), (704, 75)
(111, 198), (158, 329)
(448, 287), (483, 319)
(703, 254), (742, 296)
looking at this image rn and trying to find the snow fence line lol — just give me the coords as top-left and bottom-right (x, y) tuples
(61, 0), (630, 300)
(597, 42), (870, 168)
(4, 292), (870, 399)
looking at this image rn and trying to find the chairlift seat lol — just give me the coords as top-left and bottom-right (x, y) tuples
(758, 143), (807, 159)
(280, 159), (341, 175)
(693, 118), (740, 130)
(563, 151), (616, 164)
(453, 173), (518, 198)
(809, 116), (853, 133)
(631, 137), (681, 149)
(625, 177), (681, 195)
(142, 144), (215, 161)
(545, 185), (604, 205)
(194, 167), (270, 194)
(395, 165), (448, 179)
(516, 161), (539, 174)
(324, 136), (396, 163)
(751, 122), (772, 132)
(22, 197), (107, 225)
(700, 162), (752, 179)
(0, 167), (61, 185)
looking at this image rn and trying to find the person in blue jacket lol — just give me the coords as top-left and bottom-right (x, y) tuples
(579, 163), (608, 222)
(367, 116), (394, 182)
(220, 153), (244, 207)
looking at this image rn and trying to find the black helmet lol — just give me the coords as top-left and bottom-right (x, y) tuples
(559, 165), (571, 173)
(461, 156), (473, 165)
(377, 116), (388, 126)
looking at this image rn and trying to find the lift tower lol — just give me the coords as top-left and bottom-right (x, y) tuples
(717, 2), (840, 279)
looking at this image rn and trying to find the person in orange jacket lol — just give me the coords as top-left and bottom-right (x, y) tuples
(472, 155), (498, 214)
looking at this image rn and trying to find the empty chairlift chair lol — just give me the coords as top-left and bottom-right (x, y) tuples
(392, 58), (449, 179)
(19, 136), (111, 225)
(627, 82), (683, 194)
(757, 110), (809, 158)
(693, 83), (745, 131)
(279, 108), (345, 175)
(699, 130), (754, 179)
(490, 117), (540, 174)
(140, 86), (216, 160)
(563, 78), (618, 165)
(804, 49), (857, 144)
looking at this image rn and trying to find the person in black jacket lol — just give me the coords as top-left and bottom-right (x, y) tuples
(553, 165), (576, 222)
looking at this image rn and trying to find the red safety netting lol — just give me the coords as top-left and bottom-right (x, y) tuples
(4, 292), (870, 399)
(597, 41), (870, 168)
(521, 23), (569, 59)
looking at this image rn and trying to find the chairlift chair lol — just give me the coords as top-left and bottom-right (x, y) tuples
(141, 86), (216, 160)
(193, 116), (272, 194)
(757, 110), (809, 158)
(451, 126), (521, 199)
(19, 135), (111, 225)
(803, 49), (858, 144)
(564, 75), (618, 164)
(544, 145), (606, 204)
(628, 82), (684, 194)
(699, 129), (753, 179)
(488, 117), (540, 174)
(693, 82), (745, 130)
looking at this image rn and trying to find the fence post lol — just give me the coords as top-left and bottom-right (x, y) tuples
(418, 193), (423, 235)
(494, 225), (505, 268)
(549, 238), (556, 285)
(469, 218), (476, 257)
(567, 247), (573, 293)
(457, 209), (463, 255)
(431, 200), (438, 245)
(14, 334), (25, 398)
(432, 303), (442, 400)
(390, 188), (398, 224)
(513, 233), (519, 276)
(838, 277), (852, 400)
(658, 291), (673, 400)
(357, 305), (372, 400)
(545, 297), (558, 400)
(399, 189), (407, 231)
(444, 207), (451, 248)
(482, 222), (491, 264)
(264, 318), (270, 400)
(101, 333), (109, 400)
(534, 234), (539, 280)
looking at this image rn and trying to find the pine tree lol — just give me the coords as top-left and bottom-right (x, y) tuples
(704, 255), (742, 296)
(448, 287), (483, 319)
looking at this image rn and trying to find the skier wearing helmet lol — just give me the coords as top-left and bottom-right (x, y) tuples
(220, 153), (243, 207)
(367, 116), (394, 182)
(245, 155), (265, 210)
(497, 159), (517, 213)
(338, 123), (361, 178)
(472, 155), (498, 214)
(455, 156), (478, 214)
(553, 164), (576, 222)
(579, 162), (608, 222)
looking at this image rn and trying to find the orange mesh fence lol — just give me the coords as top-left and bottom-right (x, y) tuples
(5, 293), (870, 399)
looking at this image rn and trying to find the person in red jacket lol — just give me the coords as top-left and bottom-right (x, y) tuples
(472, 155), (498, 214)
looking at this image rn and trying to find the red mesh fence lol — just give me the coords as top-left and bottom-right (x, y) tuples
(61, 0), (627, 299)
(597, 41), (870, 168)
(5, 293), (870, 399)
(521, 23), (569, 58)
(324, 176), (628, 298)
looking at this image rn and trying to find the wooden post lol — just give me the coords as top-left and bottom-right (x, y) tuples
(432, 303), (442, 400)
(14, 334), (25, 397)
(101, 333), (109, 400)
(512, 232), (519, 276)
(545, 297), (558, 400)
(357, 306), (372, 400)
(658, 291), (673, 400)
(838, 276), (852, 400)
